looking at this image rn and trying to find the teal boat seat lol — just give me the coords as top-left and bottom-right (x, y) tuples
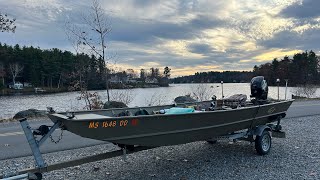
(165, 107), (195, 115)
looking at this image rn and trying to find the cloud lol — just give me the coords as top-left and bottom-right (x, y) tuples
(187, 43), (212, 55)
(0, 0), (319, 77)
(258, 28), (320, 51)
(280, 0), (320, 19)
(253, 49), (301, 62)
(108, 13), (225, 45)
(239, 60), (253, 63)
(109, 18), (196, 43)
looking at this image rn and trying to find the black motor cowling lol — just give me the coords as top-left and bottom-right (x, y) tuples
(250, 76), (268, 100)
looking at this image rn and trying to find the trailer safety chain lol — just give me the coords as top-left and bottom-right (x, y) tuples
(49, 129), (64, 144)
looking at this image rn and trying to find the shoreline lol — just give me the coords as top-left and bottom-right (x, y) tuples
(0, 83), (169, 97)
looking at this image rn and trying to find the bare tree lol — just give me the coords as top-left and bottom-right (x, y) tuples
(65, 0), (112, 101)
(69, 80), (103, 110)
(77, 87), (104, 110)
(0, 13), (16, 32)
(292, 84), (318, 98)
(303, 84), (317, 98)
(110, 89), (135, 105)
(9, 63), (24, 84)
(291, 86), (304, 97)
(144, 92), (168, 106)
(190, 84), (216, 101)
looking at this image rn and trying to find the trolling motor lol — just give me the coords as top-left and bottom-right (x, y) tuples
(250, 76), (268, 104)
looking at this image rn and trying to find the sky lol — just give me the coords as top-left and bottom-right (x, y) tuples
(0, 0), (320, 77)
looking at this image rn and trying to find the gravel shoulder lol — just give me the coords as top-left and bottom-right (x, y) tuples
(1, 115), (319, 180)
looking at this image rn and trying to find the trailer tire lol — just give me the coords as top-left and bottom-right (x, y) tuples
(255, 130), (271, 155)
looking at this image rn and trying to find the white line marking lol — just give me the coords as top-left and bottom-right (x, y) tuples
(0, 131), (24, 137)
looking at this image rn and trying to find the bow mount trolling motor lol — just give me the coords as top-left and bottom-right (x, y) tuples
(250, 76), (268, 104)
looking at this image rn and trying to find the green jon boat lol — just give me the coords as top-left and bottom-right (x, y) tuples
(48, 100), (293, 147)
(47, 76), (293, 147)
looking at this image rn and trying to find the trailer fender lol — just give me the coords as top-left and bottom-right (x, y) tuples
(252, 125), (271, 136)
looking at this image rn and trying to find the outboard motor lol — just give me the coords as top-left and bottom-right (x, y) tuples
(250, 76), (268, 101)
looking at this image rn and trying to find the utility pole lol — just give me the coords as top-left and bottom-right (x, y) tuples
(221, 81), (224, 99)
(276, 78), (280, 101)
(284, 79), (288, 100)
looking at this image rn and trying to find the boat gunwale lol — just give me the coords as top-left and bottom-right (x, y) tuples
(51, 100), (294, 122)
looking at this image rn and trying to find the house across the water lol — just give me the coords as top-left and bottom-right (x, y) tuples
(8, 82), (24, 90)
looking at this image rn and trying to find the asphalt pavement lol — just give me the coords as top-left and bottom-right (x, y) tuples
(0, 120), (106, 160)
(0, 100), (319, 160)
(285, 100), (320, 118)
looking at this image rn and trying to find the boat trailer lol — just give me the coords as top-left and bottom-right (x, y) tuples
(1, 116), (286, 180)
(0, 118), (154, 180)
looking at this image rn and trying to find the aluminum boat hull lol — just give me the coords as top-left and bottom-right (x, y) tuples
(48, 100), (293, 146)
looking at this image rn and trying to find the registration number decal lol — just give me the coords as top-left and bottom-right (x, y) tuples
(88, 119), (138, 129)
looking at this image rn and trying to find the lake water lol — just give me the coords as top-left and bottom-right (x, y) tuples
(1, 83), (319, 119)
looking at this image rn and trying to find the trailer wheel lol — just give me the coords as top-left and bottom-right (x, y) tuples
(255, 130), (271, 155)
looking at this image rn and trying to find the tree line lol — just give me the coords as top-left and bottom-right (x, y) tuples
(0, 43), (107, 90)
(253, 50), (319, 86)
(0, 43), (171, 90)
(173, 50), (319, 86)
(173, 71), (253, 83)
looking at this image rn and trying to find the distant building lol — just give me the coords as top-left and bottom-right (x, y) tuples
(145, 77), (158, 84)
(24, 82), (33, 87)
(8, 82), (24, 90)
(109, 75), (123, 84)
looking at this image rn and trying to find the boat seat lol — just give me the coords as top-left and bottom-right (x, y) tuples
(135, 109), (149, 116)
(117, 110), (132, 117)
(165, 107), (195, 114)
(224, 94), (247, 109)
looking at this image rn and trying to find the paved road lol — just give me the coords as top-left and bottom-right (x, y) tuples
(285, 100), (320, 118)
(0, 120), (106, 160)
(0, 100), (319, 160)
